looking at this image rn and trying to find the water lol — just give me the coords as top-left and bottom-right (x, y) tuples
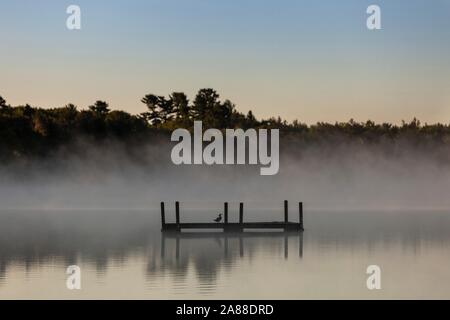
(1, 208), (450, 299)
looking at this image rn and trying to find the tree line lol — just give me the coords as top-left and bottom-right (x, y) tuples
(1, 88), (450, 162)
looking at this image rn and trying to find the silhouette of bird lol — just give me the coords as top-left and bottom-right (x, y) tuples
(214, 214), (222, 223)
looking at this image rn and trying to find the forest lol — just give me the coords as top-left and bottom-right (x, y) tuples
(1, 88), (450, 163)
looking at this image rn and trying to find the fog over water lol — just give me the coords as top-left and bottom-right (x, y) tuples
(0, 139), (449, 211)
(1, 139), (450, 299)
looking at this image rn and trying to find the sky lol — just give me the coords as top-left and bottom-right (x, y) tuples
(0, 0), (449, 124)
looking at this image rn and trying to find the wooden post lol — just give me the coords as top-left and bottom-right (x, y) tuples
(160, 202), (166, 230)
(224, 202), (228, 224)
(299, 202), (303, 230)
(175, 201), (180, 227)
(284, 200), (288, 223)
(239, 202), (244, 224)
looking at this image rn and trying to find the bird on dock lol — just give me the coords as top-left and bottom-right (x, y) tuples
(214, 214), (222, 223)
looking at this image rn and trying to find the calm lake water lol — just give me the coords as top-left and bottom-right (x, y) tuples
(1, 207), (450, 299)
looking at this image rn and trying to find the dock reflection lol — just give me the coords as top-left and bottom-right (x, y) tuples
(145, 231), (305, 287)
(160, 231), (304, 260)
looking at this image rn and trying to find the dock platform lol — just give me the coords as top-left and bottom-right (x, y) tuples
(160, 201), (304, 233)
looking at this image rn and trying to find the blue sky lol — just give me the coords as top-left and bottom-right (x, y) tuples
(1, 0), (449, 123)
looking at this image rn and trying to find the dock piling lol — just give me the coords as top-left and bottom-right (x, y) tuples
(284, 200), (288, 223)
(160, 202), (166, 230)
(175, 201), (180, 227)
(224, 202), (228, 224)
(239, 202), (244, 224)
(299, 202), (304, 230)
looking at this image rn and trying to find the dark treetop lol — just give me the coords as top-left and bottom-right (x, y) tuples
(1, 88), (450, 163)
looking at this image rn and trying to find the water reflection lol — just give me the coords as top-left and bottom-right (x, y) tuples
(148, 232), (304, 289)
(1, 209), (450, 298)
(0, 210), (152, 279)
(0, 210), (305, 281)
(159, 232), (303, 260)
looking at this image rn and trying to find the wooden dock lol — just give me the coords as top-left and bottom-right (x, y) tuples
(160, 200), (304, 233)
